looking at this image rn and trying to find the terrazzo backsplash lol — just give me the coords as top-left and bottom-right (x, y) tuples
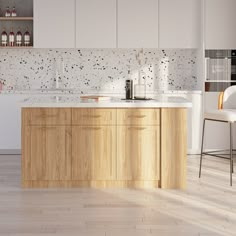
(0, 49), (200, 94)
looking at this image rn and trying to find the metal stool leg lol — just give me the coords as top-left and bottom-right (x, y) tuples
(230, 123), (233, 186)
(233, 150), (234, 174)
(199, 119), (206, 178)
(232, 124), (234, 174)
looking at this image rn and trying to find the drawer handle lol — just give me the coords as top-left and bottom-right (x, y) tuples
(35, 114), (57, 119)
(128, 127), (147, 130)
(82, 127), (101, 130)
(128, 115), (146, 118)
(82, 115), (102, 118)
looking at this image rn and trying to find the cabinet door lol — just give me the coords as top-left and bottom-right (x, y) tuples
(34, 0), (75, 48)
(205, 0), (236, 49)
(25, 126), (71, 180)
(72, 126), (116, 180)
(76, 0), (116, 48)
(117, 0), (158, 48)
(117, 126), (160, 180)
(159, 0), (201, 48)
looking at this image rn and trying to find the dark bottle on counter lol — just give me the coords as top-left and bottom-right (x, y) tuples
(125, 79), (133, 99)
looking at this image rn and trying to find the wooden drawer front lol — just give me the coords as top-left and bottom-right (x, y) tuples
(27, 108), (71, 125)
(72, 109), (116, 125)
(117, 109), (160, 125)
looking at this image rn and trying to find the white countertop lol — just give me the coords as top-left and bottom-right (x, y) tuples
(0, 89), (203, 95)
(21, 95), (192, 108)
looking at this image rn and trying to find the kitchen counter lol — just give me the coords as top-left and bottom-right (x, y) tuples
(21, 95), (192, 108)
(1, 89), (202, 95)
(21, 95), (190, 189)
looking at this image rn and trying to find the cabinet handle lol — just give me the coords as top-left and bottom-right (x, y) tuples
(82, 115), (102, 118)
(128, 115), (146, 118)
(82, 127), (101, 130)
(35, 114), (57, 119)
(128, 127), (147, 130)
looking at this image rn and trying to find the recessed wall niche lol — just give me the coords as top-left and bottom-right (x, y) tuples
(0, 0), (33, 48)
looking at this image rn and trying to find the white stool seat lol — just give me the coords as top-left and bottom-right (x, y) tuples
(205, 109), (236, 122)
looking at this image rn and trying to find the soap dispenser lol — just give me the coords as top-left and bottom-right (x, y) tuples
(134, 69), (146, 99)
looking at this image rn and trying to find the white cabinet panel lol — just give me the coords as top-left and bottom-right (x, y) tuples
(188, 93), (203, 154)
(0, 95), (28, 154)
(118, 0), (158, 48)
(159, 0), (201, 48)
(34, 0), (75, 48)
(76, 0), (116, 48)
(205, 0), (236, 49)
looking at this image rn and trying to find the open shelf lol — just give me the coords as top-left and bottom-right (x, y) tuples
(0, 0), (34, 47)
(0, 17), (33, 21)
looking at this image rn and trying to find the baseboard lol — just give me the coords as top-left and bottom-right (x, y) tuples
(188, 149), (201, 155)
(22, 180), (161, 188)
(0, 149), (21, 155)
(203, 149), (231, 152)
(0, 149), (205, 156)
(2, 148), (201, 156)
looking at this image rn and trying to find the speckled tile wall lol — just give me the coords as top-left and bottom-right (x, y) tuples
(0, 49), (199, 93)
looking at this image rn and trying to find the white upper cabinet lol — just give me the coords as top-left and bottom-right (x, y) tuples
(76, 0), (116, 48)
(205, 0), (236, 49)
(159, 0), (201, 49)
(117, 0), (158, 48)
(34, 0), (75, 48)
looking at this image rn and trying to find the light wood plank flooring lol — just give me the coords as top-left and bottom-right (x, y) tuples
(0, 155), (236, 236)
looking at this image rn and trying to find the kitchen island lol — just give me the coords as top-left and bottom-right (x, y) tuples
(21, 96), (191, 189)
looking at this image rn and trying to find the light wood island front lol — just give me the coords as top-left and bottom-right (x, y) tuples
(22, 108), (187, 189)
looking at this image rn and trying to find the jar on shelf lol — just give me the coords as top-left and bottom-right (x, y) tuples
(16, 28), (22, 46)
(9, 28), (15, 46)
(11, 6), (17, 17)
(5, 6), (11, 17)
(1, 28), (8, 46)
(24, 28), (30, 46)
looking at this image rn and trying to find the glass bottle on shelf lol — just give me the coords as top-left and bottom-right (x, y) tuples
(5, 6), (11, 17)
(24, 28), (30, 46)
(9, 28), (15, 47)
(1, 28), (8, 47)
(11, 6), (17, 17)
(16, 28), (22, 46)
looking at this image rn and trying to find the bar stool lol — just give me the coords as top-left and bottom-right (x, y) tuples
(199, 85), (236, 186)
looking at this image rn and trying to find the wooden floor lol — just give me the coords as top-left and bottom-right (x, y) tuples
(0, 155), (236, 236)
